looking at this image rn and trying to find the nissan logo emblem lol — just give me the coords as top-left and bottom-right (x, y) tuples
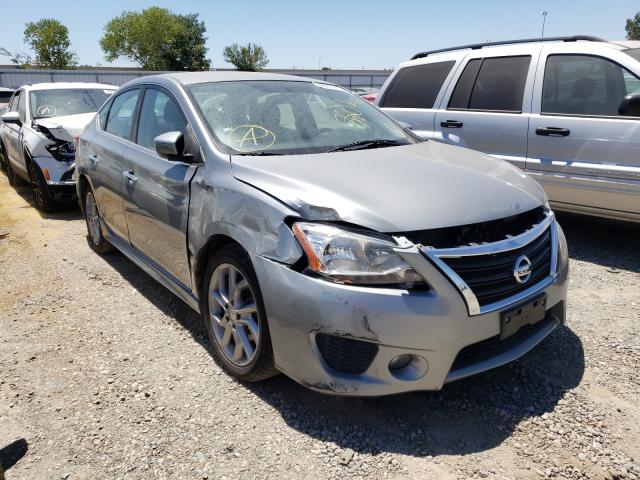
(513, 255), (532, 283)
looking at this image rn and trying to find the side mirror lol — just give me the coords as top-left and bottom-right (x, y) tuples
(154, 131), (185, 159)
(618, 93), (640, 117)
(1, 111), (21, 125)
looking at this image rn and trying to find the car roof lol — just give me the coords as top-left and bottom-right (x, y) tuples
(22, 82), (117, 91)
(129, 71), (316, 87)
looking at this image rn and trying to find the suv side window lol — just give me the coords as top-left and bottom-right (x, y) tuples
(105, 89), (140, 140)
(542, 54), (640, 116)
(135, 88), (187, 150)
(380, 61), (455, 108)
(17, 91), (27, 121)
(8, 91), (21, 112)
(448, 56), (531, 112)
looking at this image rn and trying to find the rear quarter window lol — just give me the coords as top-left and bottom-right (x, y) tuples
(380, 61), (455, 109)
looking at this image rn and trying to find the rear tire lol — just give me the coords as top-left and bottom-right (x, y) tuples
(82, 187), (114, 254)
(202, 244), (278, 382)
(28, 160), (58, 212)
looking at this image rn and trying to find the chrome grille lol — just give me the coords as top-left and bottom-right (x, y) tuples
(441, 227), (552, 306)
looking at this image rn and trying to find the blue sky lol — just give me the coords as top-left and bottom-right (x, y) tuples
(1, 1), (638, 69)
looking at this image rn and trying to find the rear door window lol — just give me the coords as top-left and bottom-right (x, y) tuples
(380, 61), (455, 108)
(542, 54), (640, 116)
(448, 56), (531, 112)
(105, 89), (140, 141)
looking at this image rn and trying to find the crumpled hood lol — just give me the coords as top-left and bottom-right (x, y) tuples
(35, 112), (96, 142)
(231, 141), (547, 233)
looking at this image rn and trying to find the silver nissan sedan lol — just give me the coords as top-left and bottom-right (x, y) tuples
(75, 72), (569, 396)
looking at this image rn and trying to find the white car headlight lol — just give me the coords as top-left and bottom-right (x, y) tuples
(292, 222), (424, 286)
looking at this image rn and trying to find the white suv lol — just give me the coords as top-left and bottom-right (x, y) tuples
(377, 36), (640, 223)
(0, 82), (116, 211)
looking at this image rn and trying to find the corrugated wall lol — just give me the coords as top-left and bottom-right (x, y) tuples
(0, 69), (391, 90)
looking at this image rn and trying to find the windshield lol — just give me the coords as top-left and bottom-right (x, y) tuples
(189, 80), (418, 155)
(30, 88), (115, 119)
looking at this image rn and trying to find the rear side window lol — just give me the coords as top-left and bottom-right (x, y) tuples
(380, 61), (455, 108)
(448, 56), (531, 112)
(105, 89), (140, 140)
(542, 54), (640, 116)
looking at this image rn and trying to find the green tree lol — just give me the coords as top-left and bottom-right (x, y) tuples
(223, 43), (269, 71)
(626, 12), (640, 40)
(24, 19), (77, 69)
(100, 7), (211, 70)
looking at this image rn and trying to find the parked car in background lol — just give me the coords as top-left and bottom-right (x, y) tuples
(0, 87), (14, 114)
(377, 36), (640, 223)
(75, 71), (568, 396)
(0, 83), (116, 211)
(362, 91), (378, 103)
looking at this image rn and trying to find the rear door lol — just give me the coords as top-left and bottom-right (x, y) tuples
(122, 86), (198, 288)
(92, 87), (142, 242)
(527, 46), (640, 217)
(378, 55), (459, 138)
(434, 46), (540, 170)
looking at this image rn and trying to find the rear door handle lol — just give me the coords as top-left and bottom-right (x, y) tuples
(440, 120), (463, 128)
(536, 127), (570, 137)
(122, 170), (138, 182)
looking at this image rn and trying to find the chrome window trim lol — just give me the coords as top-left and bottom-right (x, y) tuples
(417, 212), (558, 316)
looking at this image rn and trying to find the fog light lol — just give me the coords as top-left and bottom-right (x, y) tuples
(389, 354), (412, 370)
(388, 354), (428, 381)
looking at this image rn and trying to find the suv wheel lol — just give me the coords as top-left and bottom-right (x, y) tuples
(28, 160), (57, 212)
(202, 245), (277, 382)
(83, 187), (113, 254)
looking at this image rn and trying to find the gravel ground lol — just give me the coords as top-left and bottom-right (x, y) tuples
(1, 171), (639, 480)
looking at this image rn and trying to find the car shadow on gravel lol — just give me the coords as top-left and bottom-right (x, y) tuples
(557, 212), (640, 273)
(247, 325), (584, 457)
(3, 175), (82, 221)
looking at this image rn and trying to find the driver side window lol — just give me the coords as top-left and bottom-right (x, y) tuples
(9, 91), (21, 112)
(17, 92), (26, 121)
(135, 88), (187, 150)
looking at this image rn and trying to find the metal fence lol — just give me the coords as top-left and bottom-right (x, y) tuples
(0, 68), (392, 90)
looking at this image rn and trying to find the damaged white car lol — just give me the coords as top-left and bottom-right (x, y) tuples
(0, 83), (116, 211)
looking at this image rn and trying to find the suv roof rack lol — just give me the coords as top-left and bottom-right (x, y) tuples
(410, 35), (605, 60)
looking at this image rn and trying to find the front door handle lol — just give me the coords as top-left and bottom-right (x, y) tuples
(88, 153), (100, 165)
(122, 170), (138, 182)
(536, 127), (570, 137)
(440, 120), (463, 128)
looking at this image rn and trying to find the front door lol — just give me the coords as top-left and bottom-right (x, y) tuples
(122, 86), (197, 288)
(527, 50), (640, 216)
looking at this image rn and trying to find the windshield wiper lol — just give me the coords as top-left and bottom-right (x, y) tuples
(326, 139), (405, 153)
(235, 151), (284, 156)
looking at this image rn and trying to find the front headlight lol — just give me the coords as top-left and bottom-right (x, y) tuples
(292, 222), (424, 286)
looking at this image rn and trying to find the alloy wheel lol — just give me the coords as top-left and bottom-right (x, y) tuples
(208, 263), (260, 367)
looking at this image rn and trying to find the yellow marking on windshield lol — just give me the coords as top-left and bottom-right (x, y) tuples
(228, 124), (276, 152)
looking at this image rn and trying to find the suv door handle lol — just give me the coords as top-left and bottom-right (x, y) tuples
(536, 127), (570, 137)
(122, 170), (138, 182)
(440, 120), (463, 128)
(89, 153), (100, 165)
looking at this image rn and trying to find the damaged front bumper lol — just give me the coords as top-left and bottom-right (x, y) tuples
(250, 221), (569, 396)
(32, 155), (76, 199)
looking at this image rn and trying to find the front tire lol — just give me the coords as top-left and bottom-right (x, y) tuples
(28, 160), (57, 212)
(83, 187), (113, 254)
(202, 245), (277, 382)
